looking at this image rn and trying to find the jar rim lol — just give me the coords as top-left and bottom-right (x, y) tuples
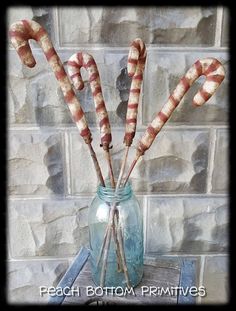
(97, 180), (132, 202)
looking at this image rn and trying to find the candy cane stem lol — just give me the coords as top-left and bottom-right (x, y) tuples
(123, 155), (140, 187)
(87, 143), (105, 187)
(104, 149), (116, 188)
(117, 146), (129, 188)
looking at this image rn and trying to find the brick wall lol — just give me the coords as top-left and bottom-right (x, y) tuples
(7, 6), (229, 304)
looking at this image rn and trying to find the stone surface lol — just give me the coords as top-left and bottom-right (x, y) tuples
(146, 197), (228, 253)
(221, 8), (229, 47)
(8, 50), (133, 127)
(212, 129), (229, 193)
(8, 131), (65, 195)
(7, 260), (69, 304)
(8, 199), (91, 257)
(58, 7), (216, 46)
(8, 51), (73, 125)
(143, 51), (229, 125)
(202, 256), (228, 304)
(70, 129), (209, 194)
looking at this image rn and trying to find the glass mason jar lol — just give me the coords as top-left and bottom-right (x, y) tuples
(88, 181), (143, 288)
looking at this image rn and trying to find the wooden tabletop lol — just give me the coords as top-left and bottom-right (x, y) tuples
(61, 255), (196, 305)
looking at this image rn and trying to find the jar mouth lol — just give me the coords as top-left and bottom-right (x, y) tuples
(97, 180), (132, 203)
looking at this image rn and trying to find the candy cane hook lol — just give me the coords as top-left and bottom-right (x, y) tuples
(124, 57), (225, 185)
(117, 38), (147, 187)
(9, 19), (105, 187)
(124, 38), (147, 146)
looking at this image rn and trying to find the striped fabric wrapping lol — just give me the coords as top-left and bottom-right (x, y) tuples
(9, 19), (92, 144)
(67, 52), (112, 150)
(124, 38), (147, 146)
(137, 57), (225, 156)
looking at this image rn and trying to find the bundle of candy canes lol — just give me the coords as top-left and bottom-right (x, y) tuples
(9, 19), (225, 288)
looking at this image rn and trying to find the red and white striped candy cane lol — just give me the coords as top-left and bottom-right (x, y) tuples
(124, 57), (225, 185)
(124, 38), (147, 146)
(9, 19), (106, 187)
(67, 52), (112, 151)
(9, 19), (91, 144)
(67, 52), (115, 187)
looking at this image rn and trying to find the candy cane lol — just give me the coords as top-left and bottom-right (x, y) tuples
(116, 39), (147, 188)
(9, 19), (105, 187)
(96, 40), (147, 287)
(123, 57), (225, 185)
(67, 52), (115, 188)
(124, 38), (147, 146)
(67, 52), (128, 287)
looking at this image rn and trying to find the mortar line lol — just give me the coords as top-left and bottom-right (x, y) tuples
(8, 124), (229, 131)
(197, 255), (205, 304)
(8, 46), (229, 52)
(143, 195), (148, 255)
(8, 193), (228, 201)
(64, 131), (72, 195)
(215, 6), (224, 47)
(206, 128), (217, 194)
(53, 6), (60, 49)
(8, 253), (227, 262)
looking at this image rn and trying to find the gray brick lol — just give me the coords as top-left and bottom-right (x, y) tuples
(7, 259), (69, 304)
(70, 129), (209, 194)
(143, 51), (229, 125)
(211, 129), (229, 193)
(202, 256), (229, 304)
(8, 198), (91, 257)
(8, 131), (65, 195)
(58, 7), (216, 46)
(221, 8), (229, 47)
(146, 197), (228, 253)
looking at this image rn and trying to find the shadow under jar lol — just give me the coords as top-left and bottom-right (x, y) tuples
(88, 181), (143, 288)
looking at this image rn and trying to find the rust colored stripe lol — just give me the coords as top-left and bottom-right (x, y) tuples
(96, 101), (106, 112)
(84, 59), (96, 68)
(18, 45), (31, 58)
(73, 109), (84, 122)
(99, 117), (109, 128)
(204, 60), (221, 76)
(137, 141), (149, 154)
(65, 89), (75, 103)
(55, 68), (67, 81)
(181, 76), (190, 91)
(199, 88), (211, 101)
(194, 60), (202, 76)
(169, 95), (179, 107)
(128, 103), (139, 109)
(70, 72), (80, 79)
(89, 72), (99, 83)
(67, 60), (80, 68)
(9, 30), (29, 40)
(45, 47), (56, 61)
(158, 111), (168, 123)
(147, 126), (157, 138)
(93, 86), (102, 97)
(128, 58), (138, 64)
(34, 27), (46, 41)
(133, 74), (143, 80)
(126, 118), (136, 124)
(101, 133), (112, 144)
(77, 52), (84, 66)
(130, 88), (141, 94)
(131, 41), (141, 54)
(80, 127), (90, 137)
(22, 20), (32, 35)
(207, 75), (224, 83)
(124, 132), (135, 146)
